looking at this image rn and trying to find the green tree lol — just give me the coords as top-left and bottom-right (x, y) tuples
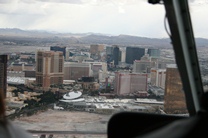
(38, 91), (56, 105)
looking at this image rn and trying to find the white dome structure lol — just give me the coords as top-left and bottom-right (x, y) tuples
(60, 90), (84, 103)
(63, 91), (82, 100)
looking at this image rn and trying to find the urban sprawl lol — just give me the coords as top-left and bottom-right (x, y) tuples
(3, 43), (208, 118)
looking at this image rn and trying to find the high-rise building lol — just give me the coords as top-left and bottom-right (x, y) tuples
(106, 46), (114, 56)
(147, 48), (160, 58)
(113, 46), (119, 66)
(84, 61), (107, 79)
(90, 44), (104, 60)
(133, 60), (155, 73)
(125, 47), (145, 64)
(65, 49), (70, 60)
(164, 64), (187, 114)
(150, 68), (166, 89)
(106, 46), (114, 65)
(50, 46), (66, 58)
(90, 44), (104, 54)
(106, 46), (121, 66)
(114, 72), (147, 95)
(64, 62), (92, 80)
(92, 62), (107, 79)
(120, 50), (126, 63)
(36, 51), (64, 90)
(0, 55), (7, 98)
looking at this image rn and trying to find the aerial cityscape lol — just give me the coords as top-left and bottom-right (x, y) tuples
(0, 0), (208, 138)
(1, 28), (208, 138)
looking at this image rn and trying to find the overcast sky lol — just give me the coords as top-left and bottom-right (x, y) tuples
(0, 0), (207, 38)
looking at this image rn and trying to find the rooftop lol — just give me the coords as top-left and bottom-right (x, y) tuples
(7, 77), (35, 84)
(135, 98), (164, 104)
(166, 64), (177, 68)
(63, 91), (82, 100)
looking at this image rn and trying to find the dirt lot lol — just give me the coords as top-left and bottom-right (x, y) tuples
(12, 109), (111, 137)
(15, 110), (102, 124)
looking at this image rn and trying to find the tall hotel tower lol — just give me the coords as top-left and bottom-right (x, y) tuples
(164, 64), (187, 114)
(36, 51), (64, 90)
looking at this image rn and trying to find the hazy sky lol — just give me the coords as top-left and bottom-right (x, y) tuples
(0, 0), (207, 38)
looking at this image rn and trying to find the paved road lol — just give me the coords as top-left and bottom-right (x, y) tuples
(28, 130), (106, 135)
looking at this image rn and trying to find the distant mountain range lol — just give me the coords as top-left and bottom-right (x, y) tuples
(0, 28), (208, 47)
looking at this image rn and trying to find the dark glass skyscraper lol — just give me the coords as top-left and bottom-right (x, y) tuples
(125, 47), (145, 64)
(106, 46), (114, 56)
(106, 46), (114, 63)
(50, 46), (66, 58)
(147, 48), (160, 58)
(113, 46), (119, 66)
(0, 55), (7, 98)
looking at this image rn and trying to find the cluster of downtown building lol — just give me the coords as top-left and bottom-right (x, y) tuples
(0, 44), (188, 115)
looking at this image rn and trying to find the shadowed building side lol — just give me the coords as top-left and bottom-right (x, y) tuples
(164, 64), (187, 114)
(113, 46), (119, 66)
(0, 55), (7, 98)
(125, 47), (145, 64)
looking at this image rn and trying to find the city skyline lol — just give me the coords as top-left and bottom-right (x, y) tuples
(0, 0), (208, 38)
(1, 1), (205, 137)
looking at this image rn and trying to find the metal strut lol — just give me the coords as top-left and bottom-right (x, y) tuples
(162, 0), (204, 116)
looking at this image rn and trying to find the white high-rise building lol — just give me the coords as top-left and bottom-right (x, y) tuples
(150, 68), (166, 89)
(84, 62), (107, 79)
(121, 50), (126, 63)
